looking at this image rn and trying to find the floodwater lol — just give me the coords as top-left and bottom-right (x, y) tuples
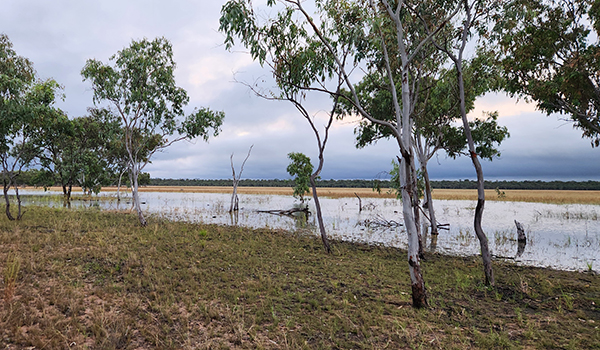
(17, 189), (600, 272)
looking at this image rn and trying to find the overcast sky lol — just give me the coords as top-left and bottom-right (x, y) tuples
(2, 1), (599, 181)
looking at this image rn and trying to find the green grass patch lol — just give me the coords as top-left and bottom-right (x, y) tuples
(0, 206), (598, 349)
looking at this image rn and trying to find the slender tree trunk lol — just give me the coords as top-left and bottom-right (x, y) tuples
(230, 180), (239, 212)
(128, 171), (135, 211)
(15, 185), (23, 220)
(421, 164), (438, 236)
(117, 171), (123, 202)
(400, 55), (427, 307)
(62, 184), (69, 207)
(457, 66), (495, 286)
(131, 168), (147, 226)
(407, 156), (424, 260)
(3, 180), (15, 221)
(400, 154), (427, 307)
(310, 175), (331, 254)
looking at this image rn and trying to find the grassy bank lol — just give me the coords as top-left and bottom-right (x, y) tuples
(1, 207), (598, 349)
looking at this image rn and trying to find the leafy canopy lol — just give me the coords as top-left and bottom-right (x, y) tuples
(496, 0), (600, 146)
(81, 37), (224, 168)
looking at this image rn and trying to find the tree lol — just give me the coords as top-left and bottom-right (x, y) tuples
(72, 109), (122, 196)
(230, 145), (253, 212)
(348, 57), (507, 238)
(496, 0), (599, 147)
(427, 0), (503, 285)
(221, 0), (350, 253)
(287, 96), (339, 254)
(287, 152), (313, 204)
(0, 34), (61, 219)
(220, 0), (464, 307)
(34, 111), (81, 206)
(82, 37), (224, 226)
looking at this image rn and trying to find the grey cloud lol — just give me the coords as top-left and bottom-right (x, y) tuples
(3, 1), (599, 181)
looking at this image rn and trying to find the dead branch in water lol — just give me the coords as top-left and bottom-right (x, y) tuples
(257, 207), (310, 217)
(356, 215), (403, 229)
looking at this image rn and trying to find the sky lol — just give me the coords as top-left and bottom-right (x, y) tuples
(2, 1), (599, 181)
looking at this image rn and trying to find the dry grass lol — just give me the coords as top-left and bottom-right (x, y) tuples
(432, 189), (600, 205)
(1, 207), (599, 349)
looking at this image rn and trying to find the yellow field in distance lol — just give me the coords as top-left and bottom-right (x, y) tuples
(33, 186), (600, 205)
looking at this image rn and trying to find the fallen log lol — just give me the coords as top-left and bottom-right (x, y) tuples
(257, 207), (310, 217)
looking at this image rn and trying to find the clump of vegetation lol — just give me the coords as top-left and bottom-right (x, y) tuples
(495, 187), (506, 199)
(0, 206), (598, 348)
(286, 152), (313, 203)
(2, 251), (20, 302)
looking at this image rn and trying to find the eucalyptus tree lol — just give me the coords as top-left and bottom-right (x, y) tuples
(74, 108), (122, 196)
(221, 0), (349, 253)
(352, 59), (508, 237)
(495, 0), (599, 147)
(425, 0), (503, 285)
(0, 34), (62, 219)
(286, 151), (334, 252)
(34, 111), (80, 205)
(82, 37), (224, 226)
(285, 93), (341, 254)
(221, 0), (464, 307)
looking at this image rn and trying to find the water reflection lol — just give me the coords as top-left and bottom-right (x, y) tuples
(13, 189), (600, 272)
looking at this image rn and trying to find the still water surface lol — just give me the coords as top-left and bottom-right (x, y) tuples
(21, 189), (599, 272)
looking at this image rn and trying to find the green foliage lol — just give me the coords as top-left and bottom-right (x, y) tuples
(495, 187), (506, 199)
(138, 172), (151, 186)
(387, 158), (425, 200)
(496, 0), (600, 147)
(0, 34), (62, 217)
(347, 54), (508, 161)
(286, 152), (314, 203)
(81, 36), (224, 175)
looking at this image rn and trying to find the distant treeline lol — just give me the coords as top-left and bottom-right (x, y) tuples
(16, 170), (600, 190)
(149, 178), (376, 188)
(431, 180), (600, 190)
(149, 178), (600, 190)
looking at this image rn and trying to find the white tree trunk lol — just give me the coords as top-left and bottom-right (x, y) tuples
(457, 65), (494, 286)
(400, 155), (427, 307)
(131, 166), (147, 226)
(116, 171), (124, 202)
(421, 163), (438, 236)
(400, 64), (427, 307)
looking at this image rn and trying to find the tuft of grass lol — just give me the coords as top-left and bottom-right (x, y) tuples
(0, 206), (599, 349)
(2, 250), (20, 302)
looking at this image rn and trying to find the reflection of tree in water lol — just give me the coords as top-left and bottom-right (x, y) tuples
(293, 211), (315, 231)
(229, 211), (239, 226)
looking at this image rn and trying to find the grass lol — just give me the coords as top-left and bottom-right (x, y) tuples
(431, 189), (600, 205)
(1, 207), (599, 349)
(26, 186), (600, 204)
